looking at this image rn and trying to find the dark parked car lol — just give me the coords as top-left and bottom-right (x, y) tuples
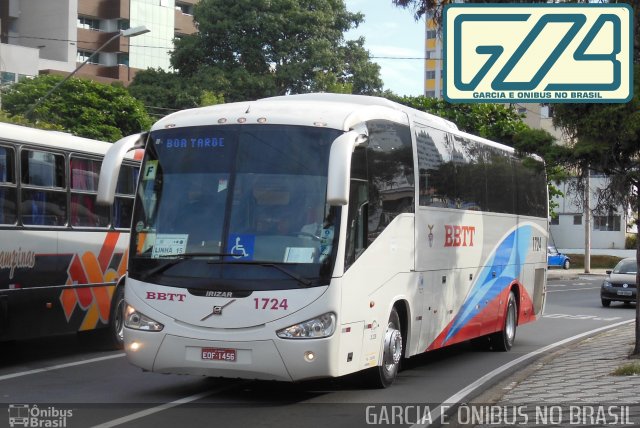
(601, 257), (637, 307)
(547, 246), (570, 269)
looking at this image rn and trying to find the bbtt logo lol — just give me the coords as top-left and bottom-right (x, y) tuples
(444, 4), (632, 103)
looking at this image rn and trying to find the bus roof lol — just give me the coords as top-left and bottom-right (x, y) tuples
(152, 93), (459, 133)
(0, 122), (140, 160)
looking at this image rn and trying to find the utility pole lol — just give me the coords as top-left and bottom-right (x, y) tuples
(584, 172), (591, 273)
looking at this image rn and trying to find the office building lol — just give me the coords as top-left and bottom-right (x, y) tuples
(0, 0), (198, 87)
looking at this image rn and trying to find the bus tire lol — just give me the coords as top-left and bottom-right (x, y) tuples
(368, 308), (403, 388)
(102, 284), (125, 350)
(489, 291), (517, 352)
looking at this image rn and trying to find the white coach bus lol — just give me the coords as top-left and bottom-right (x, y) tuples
(0, 122), (141, 347)
(97, 94), (548, 387)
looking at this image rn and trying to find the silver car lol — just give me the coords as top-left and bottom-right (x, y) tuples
(601, 257), (638, 307)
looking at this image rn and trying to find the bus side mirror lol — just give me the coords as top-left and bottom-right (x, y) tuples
(326, 131), (367, 206)
(97, 133), (147, 205)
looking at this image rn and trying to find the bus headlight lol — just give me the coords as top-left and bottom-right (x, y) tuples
(124, 304), (164, 331)
(276, 313), (336, 339)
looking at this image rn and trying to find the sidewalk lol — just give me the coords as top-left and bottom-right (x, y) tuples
(471, 323), (640, 426)
(546, 268), (608, 280)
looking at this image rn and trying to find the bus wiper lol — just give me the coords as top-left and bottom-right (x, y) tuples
(156, 252), (243, 258)
(144, 252), (244, 279)
(207, 260), (312, 287)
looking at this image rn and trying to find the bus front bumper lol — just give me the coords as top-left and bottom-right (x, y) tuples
(124, 329), (338, 382)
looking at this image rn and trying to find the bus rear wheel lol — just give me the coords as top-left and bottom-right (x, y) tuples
(368, 308), (403, 388)
(489, 291), (517, 352)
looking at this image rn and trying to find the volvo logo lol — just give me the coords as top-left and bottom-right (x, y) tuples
(200, 299), (236, 321)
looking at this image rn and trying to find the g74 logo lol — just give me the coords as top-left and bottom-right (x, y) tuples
(443, 4), (632, 103)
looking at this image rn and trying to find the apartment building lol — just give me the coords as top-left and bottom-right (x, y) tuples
(423, 16), (443, 99)
(0, 0), (198, 87)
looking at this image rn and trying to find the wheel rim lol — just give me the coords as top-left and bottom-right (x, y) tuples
(505, 300), (516, 344)
(114, 297), (125, 342)
(383, 325), (402, 371)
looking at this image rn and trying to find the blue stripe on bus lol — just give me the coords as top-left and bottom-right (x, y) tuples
(443, 225), (533, 345)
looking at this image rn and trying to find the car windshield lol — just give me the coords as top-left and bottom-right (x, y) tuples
(613, 260), (637, 275)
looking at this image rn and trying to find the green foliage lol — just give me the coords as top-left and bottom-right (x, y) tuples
(389, 95), (528, 145)
(169, 0), (383, 101)
(0, 111), (63, 131)
(551, 65), (640, 214)
(128, 68), (228, 117)
(1, 75), (152, 141)
(611, 362), (640, 376)
(566, 254), (622, 270)
(625, 234), (637, 250)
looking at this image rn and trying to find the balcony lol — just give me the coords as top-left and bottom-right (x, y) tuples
(78, 0), (130, 20)
(174, 10), (197, 35)
(77, 29), (128, 53)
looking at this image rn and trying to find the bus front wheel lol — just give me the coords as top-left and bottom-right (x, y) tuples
(368, 308), (403, 388)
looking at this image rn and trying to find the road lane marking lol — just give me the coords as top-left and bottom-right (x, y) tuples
(0, 353), (125, 382)
(410, 319), (634, 428)
(91, 382), (249, 428)
(544, 313), (622, 321)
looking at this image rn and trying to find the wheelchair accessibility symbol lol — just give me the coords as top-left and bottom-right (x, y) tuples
(227, 234), (255, 260)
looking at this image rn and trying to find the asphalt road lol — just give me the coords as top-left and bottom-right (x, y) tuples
(0, 274), (635, 428)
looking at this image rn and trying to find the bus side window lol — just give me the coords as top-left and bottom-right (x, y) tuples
(70, 157), (109, 227)
(0, 145), (17, 225)
(345, 180), (368, 269)
(113, 164), (139, 229)
(20, 149), (66, 226)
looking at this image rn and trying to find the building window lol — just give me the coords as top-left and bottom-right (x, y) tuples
(573, 215), (582, 225)
(77, 50), (98, 64)
(1, 72), (16, 85)
(425, 70), (436, 80)
(593, 215), (621, 231)
(550, 215), (559, 225)
(176, 2), (194, 14)
(426, 30), (437, 39)
(117, 53), (129, 66)
(425, 90), (436, 98)
(77, 16), (101, 31)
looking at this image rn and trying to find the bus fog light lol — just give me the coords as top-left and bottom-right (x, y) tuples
(124, 305), (164, 331)
(304, 351), (315, 362)
(277, 313), (336, 339)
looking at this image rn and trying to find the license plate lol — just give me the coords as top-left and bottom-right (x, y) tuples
(201, 348), (236, 362)
(617, 290), (633, 296)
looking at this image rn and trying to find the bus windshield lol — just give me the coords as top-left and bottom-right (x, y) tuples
(129, 124), (341, 291)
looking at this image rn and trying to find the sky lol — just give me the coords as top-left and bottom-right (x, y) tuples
(345, 0), (426, 97)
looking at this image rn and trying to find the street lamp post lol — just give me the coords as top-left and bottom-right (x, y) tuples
(24, 25), (150, 119)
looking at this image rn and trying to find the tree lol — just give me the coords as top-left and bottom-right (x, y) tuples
(388, 95), (528, 145)
(1, 75), (152, 141)
(127, 68), (226, 118)
(552, 64), (640, 356)
(170, 0), (383, 101)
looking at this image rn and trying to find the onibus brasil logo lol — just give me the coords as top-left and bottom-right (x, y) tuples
(444, 4), (632, 103)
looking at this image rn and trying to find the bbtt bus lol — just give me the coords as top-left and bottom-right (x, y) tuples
(0, 122), (140, 348)
(97, 94), (548, 387)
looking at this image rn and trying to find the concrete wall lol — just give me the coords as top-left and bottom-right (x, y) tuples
(17, 0), (75, 66)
